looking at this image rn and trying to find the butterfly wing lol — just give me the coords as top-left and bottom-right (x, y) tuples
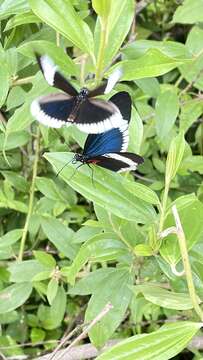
(75, 98), (124, 133)
(88, 68), (122, 97)
(36, 54), (78, 96)
(82, 91), (131, 153)
(88, 152), (144, 172)
(31, 93), (75, 128)
(84, 125), (128, 157)
(75, 90), (131, 134)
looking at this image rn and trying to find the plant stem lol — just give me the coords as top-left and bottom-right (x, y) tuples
(172, 205), (203, 321)
(108, 213), (135, 253)
(158, 180), (170, 234)
(56, 32), (60, 47)
(80, 54), (87, 87)
(95, 19), (109, 85)
(12, 76), (35, 86)
(18, 129), (40, 261)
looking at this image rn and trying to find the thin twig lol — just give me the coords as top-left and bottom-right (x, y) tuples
(136, 0), (153, 14)
(172, 205), (203, 321)
(159, 226), (177, 239)
(12, 76), (35, 86)
(48, 325), (82, 360)
(180, 68), (203, 96)
(36, 340), (121, 360)
(170, 263), (185, 277)
(56, 303), (113, 360)
(0, 351), (7, 360)
(18, 128), (40, 261)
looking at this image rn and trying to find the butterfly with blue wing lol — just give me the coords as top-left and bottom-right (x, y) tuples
(71, 92), (144, 173)
(31, 54), (124, 134)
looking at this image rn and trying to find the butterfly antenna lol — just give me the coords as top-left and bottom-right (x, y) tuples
(56, 158), (74, 177)
(67, 163), (84, 181)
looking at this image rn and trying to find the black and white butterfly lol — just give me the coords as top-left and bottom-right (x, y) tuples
(31, 54), (124, 134)
(70, 92), (144, 173)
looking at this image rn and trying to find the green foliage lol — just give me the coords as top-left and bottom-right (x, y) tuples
(0, 0), (203, 359)
(96, 322), (202, 360)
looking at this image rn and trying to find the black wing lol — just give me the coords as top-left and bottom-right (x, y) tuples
(75, 98), (123, 134)
(89, 152), (144, 172)
(30, 93), (75, 128)
(109, 92), (131, 123)
(36, 53), (78, 96)
(88, 81), (108, 97)
(88, 68), (122, 97)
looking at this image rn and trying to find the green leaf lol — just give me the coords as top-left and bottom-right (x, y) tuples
(94, 0), (134, 70)
(155, 90), (179, 140)
(32, 270), (52, 282)
(0, 61), (10, 107)
(47, 278), (58, 305)
(6, 73), (51, 134)
(18, 40), (78, 77)
(122, 40), (190, 60)
(44, 152), (156, 224)
(31, 328), (45, 344)
(85, 267), (133, 347)
(173, 0), (203, 24)
(0, 0), (30, 20)
(9, 260), (50, 283)
(160, 198), (203, 264)
(107, 49), (190, 81)
(179, 100), (203, 133)
(134, 244), (153, 256)
(0, 283), (32, 313)
(180, 156), (203, 174)
(135, 78), (160, 98)
(64, 233), (128, 285)
(37, 285), (66, 330)
(165, 132), (185, 184)
(29, 0), (94, 56)
(0, 229), (22, 249)
(41, 217), (76, 259)
(1, 171), (29, 192)
(36, 177), (69, 204)
(96, 321), (201, 360)
(126, 181), (160, 205)
(132, 284), (196, 310)
(0, 131), (30, 150)
(92, 0), (112, 17)
(69, 267), (119, 295)
(180, 26), (203, 91)
(128, 107), (143, 154)
(34, 250), (56, 269)
(4, 11), (40, 31)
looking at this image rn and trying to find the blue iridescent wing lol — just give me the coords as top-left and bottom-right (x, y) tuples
(83, 92), (131, 155)
(83, 126), (128, 156)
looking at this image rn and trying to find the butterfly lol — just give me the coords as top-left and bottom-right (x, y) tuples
(31, 54), (124, 134)
(70, 92), (144, 173)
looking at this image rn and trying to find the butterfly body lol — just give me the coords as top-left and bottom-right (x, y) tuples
(31, 54), (124, 133)
(69, 92), (144, 174)
(67, 88), (89, 122)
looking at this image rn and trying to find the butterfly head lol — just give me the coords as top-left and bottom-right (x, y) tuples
(78, 87), (89, 100)
(73, 153), (87, 164)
